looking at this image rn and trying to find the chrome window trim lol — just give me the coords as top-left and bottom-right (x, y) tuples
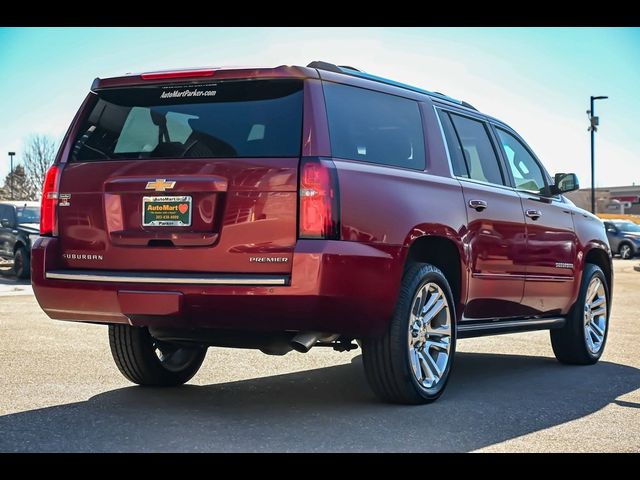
(455, 175), (523, 194)
(433, 104), (456, 178)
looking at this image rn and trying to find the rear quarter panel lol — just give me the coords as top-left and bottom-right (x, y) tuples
(335, 161), (468, 318)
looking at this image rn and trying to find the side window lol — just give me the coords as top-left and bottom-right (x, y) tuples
(496, 128), (547, 193)
(437, 110), (469, 178)
(323, 82), (426, 170)
(448, 113), (505, 186)
(1, 206), (15, 223)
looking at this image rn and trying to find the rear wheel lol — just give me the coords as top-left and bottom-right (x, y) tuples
(619, 243), (633, 260)
(13, 246), (30, 279)
(362, 263), (456, 404)
(550, 263), (609, 365)
(108, 324), (206, 386)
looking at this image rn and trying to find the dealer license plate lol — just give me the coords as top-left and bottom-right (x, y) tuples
(142, 196), (192, 227)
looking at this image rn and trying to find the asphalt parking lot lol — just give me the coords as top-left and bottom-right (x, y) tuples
(0, 260), (638, 452)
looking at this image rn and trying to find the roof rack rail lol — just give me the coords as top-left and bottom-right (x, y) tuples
(337, 65), (361, 71)
(307, 61), (342, 73)
(306, 60), (477, 110)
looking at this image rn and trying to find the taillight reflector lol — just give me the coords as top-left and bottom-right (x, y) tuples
(140, 69), (215, 80)
(40, 165), (60, 236)
(299, 158), (340, 239)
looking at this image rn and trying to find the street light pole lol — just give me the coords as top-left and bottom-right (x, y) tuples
(7, 151), (15, 200)
(589, 96), (608, 214)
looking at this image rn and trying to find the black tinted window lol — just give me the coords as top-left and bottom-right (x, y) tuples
(71, 80), (303, 161)
(323, 83), (425, 170)
(437, 110), (469, 178)
(449, 113), (504, 186)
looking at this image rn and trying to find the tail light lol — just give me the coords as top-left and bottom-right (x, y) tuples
(40, 165), (61, 236)
(299, 158), (340, 239)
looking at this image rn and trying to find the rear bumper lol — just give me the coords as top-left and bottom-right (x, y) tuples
(31, 238), (404, 337)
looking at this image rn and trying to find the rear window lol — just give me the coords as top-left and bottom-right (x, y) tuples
(70, 79), (303, 161)
(323, 82), (426, 170)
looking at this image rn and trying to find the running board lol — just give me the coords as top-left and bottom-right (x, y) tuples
(457, 317), (566, 338)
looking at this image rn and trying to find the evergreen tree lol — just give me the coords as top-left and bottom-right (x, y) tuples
(0, 165), (36, 201)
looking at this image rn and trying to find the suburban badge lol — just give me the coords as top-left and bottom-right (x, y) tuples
(62, 252), (104, 261)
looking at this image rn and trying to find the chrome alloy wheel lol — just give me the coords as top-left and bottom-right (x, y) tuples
(620, 244), (632, 259)
(408, 282), (452, 389)
(153, 340), (203, 373)
(583, 276), (608, 354)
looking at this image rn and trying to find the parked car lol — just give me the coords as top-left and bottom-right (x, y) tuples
(603, 219), (640, 259)
(31, 62), (613, 404)
(0, 201), (40, 278)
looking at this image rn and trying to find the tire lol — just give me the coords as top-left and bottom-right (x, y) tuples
(13, 246), (30, 279)
(362, 263), (456, 404)
(619, 243), (633, 260)
(108, 324), (207, 386)
(550, 263), (610, 365)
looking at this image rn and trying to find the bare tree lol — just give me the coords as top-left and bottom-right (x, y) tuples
(22, 134), (57, 200)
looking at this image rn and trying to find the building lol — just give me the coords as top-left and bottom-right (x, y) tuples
(566, 185), (640, 215)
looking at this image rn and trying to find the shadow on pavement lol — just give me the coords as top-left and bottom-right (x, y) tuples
(1, 352), (638, 452)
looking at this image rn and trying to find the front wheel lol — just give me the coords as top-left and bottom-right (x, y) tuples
(109, 324), (207, 386)
(362, 263), (456, 404)
(550, 263), (610, 365)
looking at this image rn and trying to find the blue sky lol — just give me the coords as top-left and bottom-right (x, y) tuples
(1, 27), (639, 187)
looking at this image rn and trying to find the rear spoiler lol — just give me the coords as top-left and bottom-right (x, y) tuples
(90, 65), (319, 92)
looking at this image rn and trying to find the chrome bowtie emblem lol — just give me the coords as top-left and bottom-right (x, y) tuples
(145, 179), (176, 192)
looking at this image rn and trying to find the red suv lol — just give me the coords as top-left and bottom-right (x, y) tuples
(32, 61), (613, 404)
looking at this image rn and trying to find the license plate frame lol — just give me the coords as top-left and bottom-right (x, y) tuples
(142, 195), (192, 227)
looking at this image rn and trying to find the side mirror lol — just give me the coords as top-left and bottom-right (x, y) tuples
(1, 218), (12, 228)
(550, 173), (579, 195)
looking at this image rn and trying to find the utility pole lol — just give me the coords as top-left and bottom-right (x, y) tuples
(588, 96), (608, 214)
(7, 151), (15, 200)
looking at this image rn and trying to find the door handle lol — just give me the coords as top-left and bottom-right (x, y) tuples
(526, 209), (542, 220)
(468, 199), (488, 212)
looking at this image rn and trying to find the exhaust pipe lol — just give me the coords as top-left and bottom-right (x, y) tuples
(290, 332), (338, 353)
